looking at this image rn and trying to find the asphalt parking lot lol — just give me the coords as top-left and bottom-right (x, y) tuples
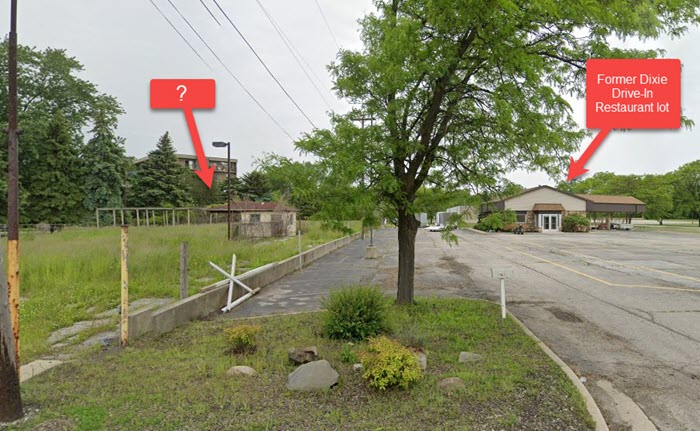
(225, 227), (700, 430)
(442, 229), (700, 431)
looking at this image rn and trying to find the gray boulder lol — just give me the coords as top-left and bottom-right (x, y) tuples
(288, 346), (319, 364)
(438, 377), (466, 393)
(458, 352), (483, 363)
(226, 365), (258, 377)
(287, 359), (339, 391)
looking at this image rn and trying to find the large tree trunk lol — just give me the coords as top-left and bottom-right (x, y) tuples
(396, 206), (419, 305)
(0, 245), (22, 422)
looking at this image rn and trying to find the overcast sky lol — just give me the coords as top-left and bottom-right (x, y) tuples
(1, 1), (699, 188)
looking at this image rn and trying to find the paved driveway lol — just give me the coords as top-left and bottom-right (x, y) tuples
(221, 227), (700, 430)
(448, 229), (700, 431)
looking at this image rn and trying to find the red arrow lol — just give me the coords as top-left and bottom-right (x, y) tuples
(183, 108), (215, 188)
(567, 128), (611, 182)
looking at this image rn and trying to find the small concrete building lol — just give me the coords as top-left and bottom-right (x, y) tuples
(207, 201), (297, 238)
(480, 185), (645, 232)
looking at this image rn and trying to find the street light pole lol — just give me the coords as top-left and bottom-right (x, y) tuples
(213, 141), (232, 241)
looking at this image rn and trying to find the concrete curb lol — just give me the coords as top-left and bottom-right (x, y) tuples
(507, 310), (609, 431)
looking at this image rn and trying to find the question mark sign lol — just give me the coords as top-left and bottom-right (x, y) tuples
(177, 84), (187, 102)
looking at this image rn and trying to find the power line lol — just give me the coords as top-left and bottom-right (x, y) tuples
(148, 0), (213, 70)
(210, 0), (318, 129)
(198, 0), (221, 26)
(255, 0), (333, 110)
(160, 0), (294, 140)
(313, 0), (340, 50)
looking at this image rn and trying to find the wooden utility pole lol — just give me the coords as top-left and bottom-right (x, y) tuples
(120, 226), (129, 347)
(6, 0), (20, 371)
(1, 0), (24, 421)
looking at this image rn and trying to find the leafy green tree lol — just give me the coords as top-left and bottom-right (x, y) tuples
(26, 111), (83, 223)
(673, 161), (700, 225)
(133, 132), (190, 207)
(81, 99), (128, 222)
(0, 42), (122, 220)
(183, 172), (223, 206)
(297, 0), (699, 304)
(636, 174), (674, 225)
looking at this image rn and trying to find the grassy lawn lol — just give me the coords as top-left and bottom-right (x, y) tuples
(12, 221), (359, 362)
(14, 298), (594, 431)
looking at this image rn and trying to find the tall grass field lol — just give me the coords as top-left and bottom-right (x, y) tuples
(8, 221), (359, 361)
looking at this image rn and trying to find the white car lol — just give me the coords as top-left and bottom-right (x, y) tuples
(425, 225), (445, 232)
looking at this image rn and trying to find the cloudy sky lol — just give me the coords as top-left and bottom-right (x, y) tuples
(1, 1), (699, 187)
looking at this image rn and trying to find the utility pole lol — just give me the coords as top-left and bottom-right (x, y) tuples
(1, 0), (24, 422)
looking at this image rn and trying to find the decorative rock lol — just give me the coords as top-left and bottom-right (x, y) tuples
(287, 346), (319, 364)
(458, 352), (483, 363)
(226, 365), (258, 377)
(353, 363), (363, 372)
(438, 377), (466, 392)
(287, 360), (339, 391)
(414, 352), (427, 371)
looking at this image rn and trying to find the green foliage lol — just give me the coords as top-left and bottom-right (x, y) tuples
(339, 343), (358, 364)
(238, 171), (272, 202)
(321, 286), (389, 341)
(294, 0), (700, 302)
(0, 41), (123, 222)
(673, 161), (700, 222)
(359, 336), (422, 390)
(26, 110), (83, 223)
(224, 324), (261, 354)
(561, 214), (590, 232)
(475, 210), (516, 232)
(133, 132), (191, 207)
(81, 102), (129, 220)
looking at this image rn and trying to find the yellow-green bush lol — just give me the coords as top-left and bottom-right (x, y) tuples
(224, 324), (260, 353)
(359, 336), (423, 390)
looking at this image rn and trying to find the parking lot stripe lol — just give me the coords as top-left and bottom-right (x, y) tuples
(506, 247), (700, 293)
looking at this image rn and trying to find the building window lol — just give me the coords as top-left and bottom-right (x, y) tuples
(516, 211), (527, 223)
(249, 213), (261, 223)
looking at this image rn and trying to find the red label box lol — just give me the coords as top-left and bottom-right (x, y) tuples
(150, 79), (216, 110)
(586, 59), (681, 129)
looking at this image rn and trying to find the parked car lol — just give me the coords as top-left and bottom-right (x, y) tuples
(425, 224), (446, 232)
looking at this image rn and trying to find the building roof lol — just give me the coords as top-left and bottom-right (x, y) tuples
(208, 201), (297, 213)
(134, 153), (238, 164)
(532, 203), (566, 211)
(575, 194), (645, 205)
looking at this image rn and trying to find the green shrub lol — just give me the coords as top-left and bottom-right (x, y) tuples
(562, 214), (590, 232)
(339, 343), (358, 364)
(321, 286), (389, 341)
(359, 336), (423, 390)
(224, 324), (260, 353)
(475, 210), (516, 232)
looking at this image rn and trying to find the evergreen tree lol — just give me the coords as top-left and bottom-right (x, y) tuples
(133, 132), (190, 207)
(81, 101), (128, 222)
(27, 110), (83, 223)
(239, 171), (271, 201)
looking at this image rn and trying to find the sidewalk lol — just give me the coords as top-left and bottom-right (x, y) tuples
(218, 229), (396, 319)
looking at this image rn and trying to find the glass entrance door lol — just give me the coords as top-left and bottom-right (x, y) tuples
(540, 214), (559, 231)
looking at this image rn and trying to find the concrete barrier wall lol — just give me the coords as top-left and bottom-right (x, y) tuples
(128, 232), (361, 339)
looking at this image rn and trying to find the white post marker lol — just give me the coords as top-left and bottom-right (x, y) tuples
(491, 266), (513, 319)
